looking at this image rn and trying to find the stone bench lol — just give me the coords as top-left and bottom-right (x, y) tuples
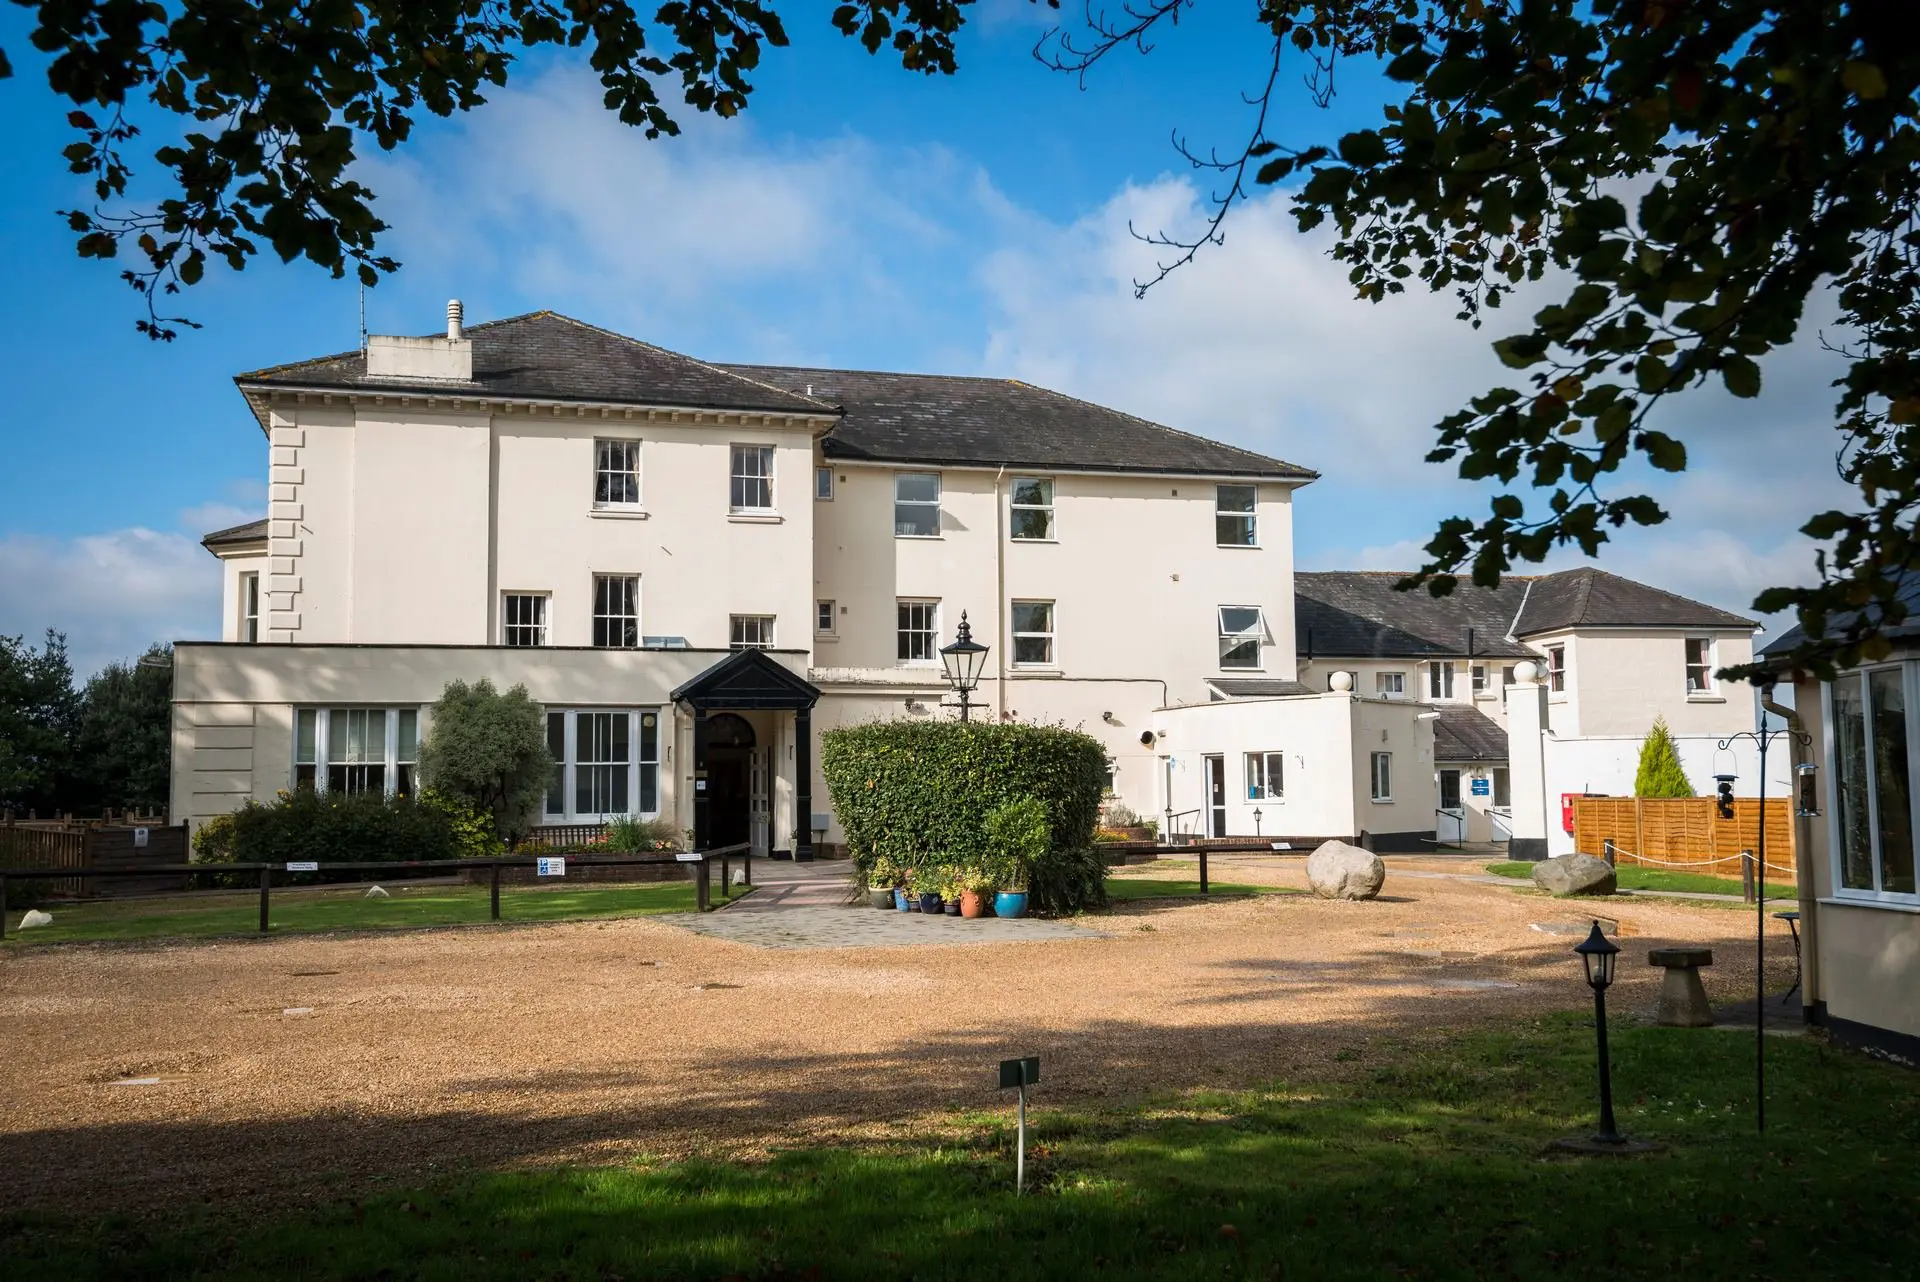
(1648, 947), (1715, 1027)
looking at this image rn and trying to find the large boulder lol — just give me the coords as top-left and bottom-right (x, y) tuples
(1533, 853), (1617, 897)
(1306, 840), (1386, 901)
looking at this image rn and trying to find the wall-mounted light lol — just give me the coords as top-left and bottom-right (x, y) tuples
(1101, 711), (1116, 724)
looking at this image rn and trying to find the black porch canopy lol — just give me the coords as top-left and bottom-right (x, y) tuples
(671, 649), (822, 859)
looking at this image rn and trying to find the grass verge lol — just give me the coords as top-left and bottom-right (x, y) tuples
(3, 1014), (1915, 1279)
(1486, 861), (1797, 900)
(1, 879), (743, 946)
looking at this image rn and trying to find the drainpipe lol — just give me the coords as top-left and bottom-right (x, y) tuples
(1763, 688), (1820, 1020)
(995, 464), (1008, 721)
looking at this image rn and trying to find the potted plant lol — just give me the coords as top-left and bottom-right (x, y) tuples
(958, 866), (996, 919)
(894, 864), (915, 912)
(868, 855), (903, 910)
(993, 863), (1029, 919)
(983, 797), (1049, 919)
(917, 870), (946, 916)
(941, 868), (964, 916)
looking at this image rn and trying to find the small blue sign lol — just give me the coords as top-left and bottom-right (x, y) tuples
(1471, 779), (1492, 797)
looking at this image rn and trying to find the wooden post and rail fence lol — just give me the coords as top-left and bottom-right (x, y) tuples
(1570, 796), (1797, 889)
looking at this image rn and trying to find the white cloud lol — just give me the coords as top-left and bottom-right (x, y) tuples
(0, 506), (248, 680)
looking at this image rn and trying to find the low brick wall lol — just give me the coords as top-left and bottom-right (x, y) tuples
(464, 860), (694, 888)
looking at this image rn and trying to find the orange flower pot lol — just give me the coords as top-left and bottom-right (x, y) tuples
(959, 890), (992, 919)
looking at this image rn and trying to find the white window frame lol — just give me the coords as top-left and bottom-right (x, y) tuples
(1428, 661), (1455, 700)
(1245, 751), (1283, 801)
(1545, 644), (1568, 694)
(730, 444), (775, 513)
(1471, 664), (1489, 696)
(1371, 751), (1393, 802)
(1685, 637), (1715, 695)
(502, 592), (549, 647)
(293, 707), (419, 797)
(1009, 477), (1056, 541)
(897, 599), (940, 665)
(815, 466), (834, 500)
(240, 570), (260, 642)
(593, 438), (642, 509)
(544, 708), (661, 822)
(1824, 663), (1920, 907)
(894, 472), (942, 538)
(1217, 605), (1267, 671)
(1376, 671), (1406, 698)
(729, 615), (776, 650)
(1011, 599), (1056, 667)
(592, 574), (640, 649)
(1215, 484), (1258, 547)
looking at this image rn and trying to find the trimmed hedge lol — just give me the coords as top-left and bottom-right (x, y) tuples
(192, 787), (498, 883)
(821, 720), (1107, 915)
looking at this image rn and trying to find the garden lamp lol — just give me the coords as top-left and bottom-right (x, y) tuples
(1574, 921), (1623, 1144)
(939, 612), (990, 722)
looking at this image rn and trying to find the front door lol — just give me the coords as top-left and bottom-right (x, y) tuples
(1204, 755), (1227, 838)
(704, 713), (756, 849)
(749, 745), (771, 857)
(1437, 768), (1466, 844)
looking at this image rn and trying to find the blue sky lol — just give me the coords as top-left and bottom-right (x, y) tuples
(0, 5), (1847, 676)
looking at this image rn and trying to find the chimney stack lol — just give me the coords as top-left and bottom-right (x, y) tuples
(446, 299), (464, 341)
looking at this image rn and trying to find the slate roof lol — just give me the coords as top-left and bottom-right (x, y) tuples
(1296, 568), (1754, 660)
(1433, 706), (1508, 763)
(724, 364), (1315, 479)
(1207, 678), (1316, 699)
(1761, 569), (1920, 660)
(201, 518), (268, 549)
(235, 312), (834, 416)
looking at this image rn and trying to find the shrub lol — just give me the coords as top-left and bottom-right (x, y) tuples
(1634, 716), (1696, 798)
(821, 720), (1107, 915)
(191, 787), (493, 881)
(416, 679), (551, 843)
(604, 815), (680, 852)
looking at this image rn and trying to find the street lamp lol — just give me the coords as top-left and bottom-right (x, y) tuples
(1575, 921), (1623, 1144)
(939, 612), (990, 723)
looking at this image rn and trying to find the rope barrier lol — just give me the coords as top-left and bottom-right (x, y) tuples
(1599, 842), (1797, 879)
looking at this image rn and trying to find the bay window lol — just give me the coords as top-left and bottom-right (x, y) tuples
(1830, 666), (1918, 899)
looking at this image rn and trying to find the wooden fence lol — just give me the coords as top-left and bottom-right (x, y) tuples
(1570, 796), (1797, 882)
(0, 820), (189, 897)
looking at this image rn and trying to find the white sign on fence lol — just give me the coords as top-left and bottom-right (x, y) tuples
(675, 852), (703, 863)
(133, 827), (149, 848)
(536, 857), (566, 877)
(286, 861), (319, 873)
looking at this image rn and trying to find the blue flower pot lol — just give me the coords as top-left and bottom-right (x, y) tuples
(994, 891), (1029, 919)
(894, 888), (912, 912)
(918, 892), (945, 915)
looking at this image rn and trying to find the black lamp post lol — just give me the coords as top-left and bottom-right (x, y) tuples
(939, 612), (990, 723)
(1575, 920), (1623, 1143)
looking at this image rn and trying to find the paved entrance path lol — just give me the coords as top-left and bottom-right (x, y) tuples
(667, 858), (1103, 949)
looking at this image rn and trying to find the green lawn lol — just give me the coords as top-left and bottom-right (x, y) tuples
(1486, 860), (1798, 900)
(5, 1014), (1916, 1279)
(1, 879), (744, 946)
(1102, 876), (1291, 902)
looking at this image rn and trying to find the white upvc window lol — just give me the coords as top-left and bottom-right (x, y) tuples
(1471, 664), (1489, 696)
(240, 571), (260, 642)
(1428, 661), (1456, 699)
(593, 574), (639, 649)
(1546, 644), (1568, 693)
(502, 593), (549, 647)
(1685, 637), (1714, 694)
(1216, 484), (1257, 546)
(1827, 665), (1918, 903)
(1012, 600), (1055, 666)
(898, 599), (940, 664)
(294, 707), (419, 797)
(1371, 751), (1393, 802)
(895, 472), (941, 537)
(1217, 606), (1267, 670)
(816, 600), (837, 636)
(594, 439), (641, 508)
(730, 615), (775, 650)
(1376, 671), (1406, 698)
(1010, 477), (1055, 541)
(815, 466), (835, 500)
(730, 444), (775, 512)
(545, 708), (661, 822)
(1245, 751), (1283, 800)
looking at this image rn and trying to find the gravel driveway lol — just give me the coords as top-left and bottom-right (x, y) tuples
(0, 858), (1796, 1214)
